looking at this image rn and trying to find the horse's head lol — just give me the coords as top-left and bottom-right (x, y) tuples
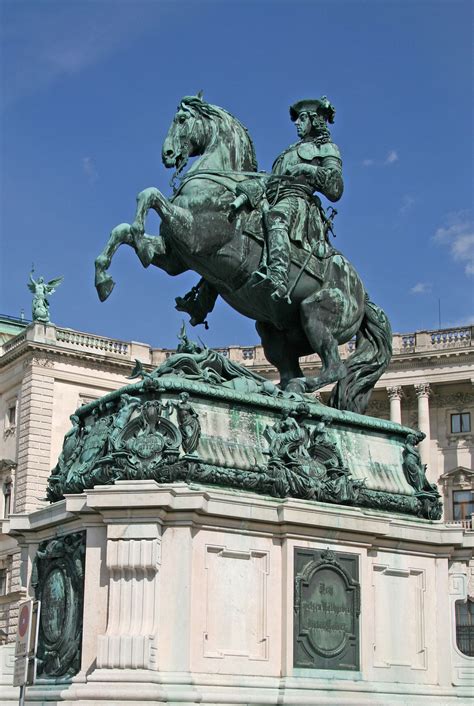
(162, 96), (208, 170)
(162, 94), (257, 173)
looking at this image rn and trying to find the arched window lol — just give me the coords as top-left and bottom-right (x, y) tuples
(455, 598), (474, 657)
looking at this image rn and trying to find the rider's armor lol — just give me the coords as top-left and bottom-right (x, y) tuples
(261, 137), (343, 299)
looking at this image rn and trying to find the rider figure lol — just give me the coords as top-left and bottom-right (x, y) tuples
(258, 96), (343, 300)
(175, 96), (344, 320)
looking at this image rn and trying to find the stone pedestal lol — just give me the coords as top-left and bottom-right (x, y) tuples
(6, 481), (474, 705)
(6, 365), (472, 704)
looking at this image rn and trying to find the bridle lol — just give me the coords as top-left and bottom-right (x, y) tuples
(169, 110), (199, 192)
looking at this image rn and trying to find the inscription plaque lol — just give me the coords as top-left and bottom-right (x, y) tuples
(294, 547), (360, 670)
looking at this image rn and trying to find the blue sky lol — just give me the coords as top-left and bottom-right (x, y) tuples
(1, 0), (473, 348)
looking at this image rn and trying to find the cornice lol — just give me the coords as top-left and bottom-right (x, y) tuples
(1, 340), (139, 375)
(390, 348), (474, 367)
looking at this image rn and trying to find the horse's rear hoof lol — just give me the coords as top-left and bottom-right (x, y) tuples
(285, 378), (306, 394)
(96, 273), (115, 302)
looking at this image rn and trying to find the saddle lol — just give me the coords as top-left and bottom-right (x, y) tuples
(243, 209), (331, 284)
(174, 170), (334, 284)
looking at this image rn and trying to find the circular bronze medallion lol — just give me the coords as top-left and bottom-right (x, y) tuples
(41, 567), (67, 644)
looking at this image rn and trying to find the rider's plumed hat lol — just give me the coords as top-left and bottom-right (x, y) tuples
(289, 96), (336, 124)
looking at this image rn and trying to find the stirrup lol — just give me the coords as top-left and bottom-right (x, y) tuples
(248, 269), (269, 288)
(270, 282), (288, 301)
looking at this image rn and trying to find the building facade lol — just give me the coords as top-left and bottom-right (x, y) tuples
(0, 316), (472, 659)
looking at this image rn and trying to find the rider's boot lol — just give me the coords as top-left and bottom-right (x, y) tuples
(175, 279), (218, 326)
(254, 225), (290, 300)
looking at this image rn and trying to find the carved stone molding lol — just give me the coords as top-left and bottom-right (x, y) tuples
(97, 523), (161, 670)
(414, 383), (431, 398)
(434, 392), (474, 409)
(0, 459), (17, 473)
(23, 353), (55, 369)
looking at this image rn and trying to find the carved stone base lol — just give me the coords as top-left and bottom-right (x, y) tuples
(6, 483), (472, 705)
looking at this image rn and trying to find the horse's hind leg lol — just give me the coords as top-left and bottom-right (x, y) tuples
(256, 321), (304, 389)
(292, 287), (348, 392)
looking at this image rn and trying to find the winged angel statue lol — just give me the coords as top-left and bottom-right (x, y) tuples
(28, 271), (63, 323)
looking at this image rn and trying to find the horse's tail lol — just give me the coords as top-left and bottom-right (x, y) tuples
(328, 297), (392, 414)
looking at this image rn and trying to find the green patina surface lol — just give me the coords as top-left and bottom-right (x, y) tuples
(46, 338), (442, 520)
(294, 548), (360, 670)
(31, 532), (85, 679)
(95, 93), (392, 414)
(27, 270), (63, 324)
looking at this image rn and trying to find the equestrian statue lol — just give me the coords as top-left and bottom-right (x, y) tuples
(95, 93), (392, 414)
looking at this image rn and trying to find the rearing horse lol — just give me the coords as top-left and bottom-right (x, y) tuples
(95, 95), (392, 413)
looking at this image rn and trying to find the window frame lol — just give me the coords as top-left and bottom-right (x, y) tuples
(0, 567), (7, 596)
(452, 489), (474, 521)
(3, 396), (18, 435)
(451, 412), (471, 434)
(455, 598), (474, 657)
(2, 478), (12, 519)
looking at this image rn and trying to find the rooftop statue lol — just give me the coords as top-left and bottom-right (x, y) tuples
(95, 94), (392, 414)
(28, 270), (63, 323)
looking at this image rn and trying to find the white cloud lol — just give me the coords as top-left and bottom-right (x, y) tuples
(82, 157), (98, 184)
(410, 282), (432, 294)
(2, 4), (151, 108)
(400, 194), (416, 214)
(434, 213), (474, 276)
(385, 150), (399, 165)
(361, 150), (399, 168)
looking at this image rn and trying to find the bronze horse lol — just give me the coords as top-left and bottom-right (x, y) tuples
(95, 95), (391, 413)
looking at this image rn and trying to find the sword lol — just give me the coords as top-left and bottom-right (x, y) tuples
(285, 207), (337, 304)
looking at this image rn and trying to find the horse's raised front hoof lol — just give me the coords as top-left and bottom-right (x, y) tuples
(95, 272), (115, 302)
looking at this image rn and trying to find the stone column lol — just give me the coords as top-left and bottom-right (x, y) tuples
(387, 386), (402, 424)
(415, 383), (431, 466)
(97, 522), (161, 670)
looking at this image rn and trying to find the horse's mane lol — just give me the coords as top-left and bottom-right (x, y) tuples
(180, 96), (258, 172)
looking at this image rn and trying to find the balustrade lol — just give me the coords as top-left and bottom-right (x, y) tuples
(56, 328), (129, 355)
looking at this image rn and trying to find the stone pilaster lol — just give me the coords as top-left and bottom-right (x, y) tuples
(415, 383), (431, 467)
(97, 522), (161, 670)
(15, 356), (55, 514)
(387, 386), (402, 424)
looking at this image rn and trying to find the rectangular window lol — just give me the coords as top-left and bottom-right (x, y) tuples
(0, 569), (7, 596)
(3, 481), (12, 518)
(456, 599), (474, 657)
(7, 406), (16, 426)
(453, 490), (474, 521)
(451, 412), (471, 434)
